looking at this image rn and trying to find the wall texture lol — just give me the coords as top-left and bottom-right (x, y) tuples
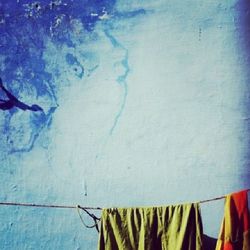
(0, 0), (250, 249)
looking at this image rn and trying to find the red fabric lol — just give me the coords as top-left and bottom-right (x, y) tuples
(229, 190), (249, 232)
(216, 190), (250, 250)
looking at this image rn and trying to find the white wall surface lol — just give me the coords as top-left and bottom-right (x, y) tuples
(0, 0), (249, 249)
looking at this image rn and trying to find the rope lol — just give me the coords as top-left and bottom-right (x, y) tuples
(76, 205), (100, 233)
(0, 188), (249, 231)
(0, 188), (249, 209)
(199, 195), (227, 204)
(0, 189), (249, 209)
(0, 202), (101, 231)
(199, 188), (250, 204)
(0, 202), (102, 210)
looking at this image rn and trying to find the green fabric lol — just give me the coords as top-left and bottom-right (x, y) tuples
(98, 203), (203, 250)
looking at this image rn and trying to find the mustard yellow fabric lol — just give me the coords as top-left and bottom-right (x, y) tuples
(98, 203), (203, 250)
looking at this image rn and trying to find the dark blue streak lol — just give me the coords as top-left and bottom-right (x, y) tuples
(104, 29), (129, 135)
(0, 78), (44, 112)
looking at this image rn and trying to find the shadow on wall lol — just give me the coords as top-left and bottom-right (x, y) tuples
(235, 0), (250, 186)
(0, 78), (43, 112)
(236, 0), (250, 61)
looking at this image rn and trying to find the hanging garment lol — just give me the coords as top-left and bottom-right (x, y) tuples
(216, 190), (250, 250)
(98, 203), (203, 250)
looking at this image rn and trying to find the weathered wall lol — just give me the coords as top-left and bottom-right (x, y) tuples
(0, 0), (249, 249)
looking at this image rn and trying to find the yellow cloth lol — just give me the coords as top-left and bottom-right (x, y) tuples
(98, 203), (203, 250)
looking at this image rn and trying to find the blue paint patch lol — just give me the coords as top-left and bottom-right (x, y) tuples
(66, 54), (77, 65)
(66, 53), (84, 78)
(0, 0), (118, 154)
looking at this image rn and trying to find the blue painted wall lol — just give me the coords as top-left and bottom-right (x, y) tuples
(0, 0), (250, 249)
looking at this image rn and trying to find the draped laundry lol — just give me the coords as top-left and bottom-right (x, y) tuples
(216, 190), (250, 250)
(98, 203), (203, 250)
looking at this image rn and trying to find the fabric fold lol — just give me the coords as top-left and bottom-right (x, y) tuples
(215, 190), (250, 250)
(98, 203), (203, 250)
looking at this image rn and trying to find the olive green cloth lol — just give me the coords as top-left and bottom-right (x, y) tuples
(98, 203), (203, 250)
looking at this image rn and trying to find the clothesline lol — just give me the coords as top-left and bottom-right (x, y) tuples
(0, 202), (102, 231)
(200, 188), (250, 203)
(0, 202), (101, 210)
(0, 188), (249, 210)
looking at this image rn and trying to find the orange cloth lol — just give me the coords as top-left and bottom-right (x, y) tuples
(216, 190), (250, 250)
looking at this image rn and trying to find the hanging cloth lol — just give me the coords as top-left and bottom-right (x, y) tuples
(98, 203), (203, 250)
(216, 190), (250, 250)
